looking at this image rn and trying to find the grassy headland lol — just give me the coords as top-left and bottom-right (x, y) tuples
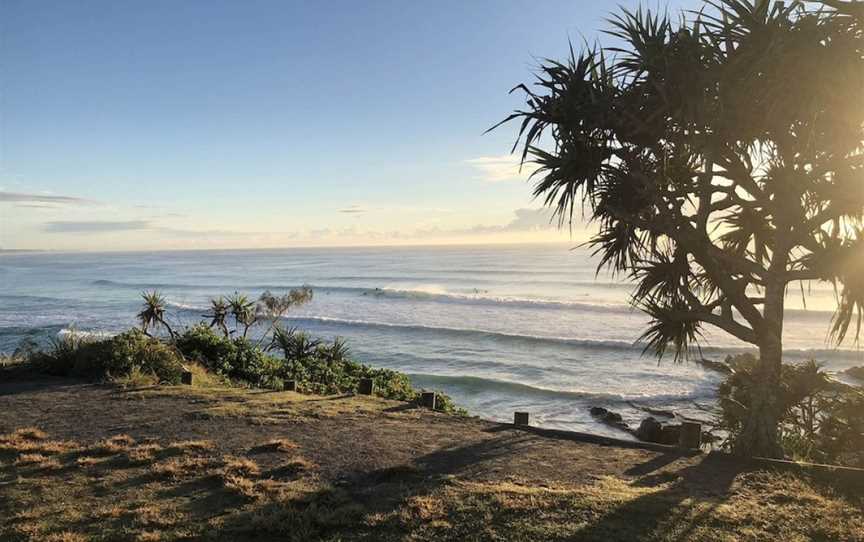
(1, 377), (863, 541)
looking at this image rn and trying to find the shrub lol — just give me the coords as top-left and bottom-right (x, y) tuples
(175, 324), (237, 375)
(31, 329), (184, 384)
(229, 338), (284, 389)
(718, 354), (864, 466)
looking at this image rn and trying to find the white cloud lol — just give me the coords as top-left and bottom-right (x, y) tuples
(415, 208), (557, 237)
(338, 205), (368, 214)
(465, 154), (540, 182)
(0, 190), (98, 206)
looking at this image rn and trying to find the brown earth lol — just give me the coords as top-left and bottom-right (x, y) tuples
(1, 378), (862, 541)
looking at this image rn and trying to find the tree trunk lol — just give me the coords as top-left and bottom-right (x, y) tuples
(734, 281), (785, 459)
(733, 340), (784, 458)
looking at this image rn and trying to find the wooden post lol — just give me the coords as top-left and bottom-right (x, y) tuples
(284, 380), (296, 392)
(181, 370), (193, 386)
(514, 412), (529, 426)
(420, 392), (437, 410)
(679, 422), (702, 449)
(358, 378), (374, 396)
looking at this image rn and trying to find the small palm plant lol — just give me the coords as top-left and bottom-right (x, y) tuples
(285, 331), (321, 363)
(322, 337), (350, 364)
(207, 297), (230, 337)
(138, 290), (175, 339)
(266, 325), (299, 359)
(227, 292), (257, 338)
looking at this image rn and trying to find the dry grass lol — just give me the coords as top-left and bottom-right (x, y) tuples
(223, 457), (260, 477)
(166, 439), (215, 454)
(75, 456), (100, 468)
(127, 442), (165, 464)
(15, 453), (49, 465)
(2, 386), (863, 542)
(13, 427), (48, 441)
(42, 532), (89, 542)
(256, 438), (298, 453)
(150, 456), (215, 481)
(89, 434), (136, 456)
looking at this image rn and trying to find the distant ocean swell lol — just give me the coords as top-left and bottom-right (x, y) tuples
(406, 373), (719, 404)
(96, 280), (843, 319)
(98, 280), (630, 312)
(2, 318), (860, 366)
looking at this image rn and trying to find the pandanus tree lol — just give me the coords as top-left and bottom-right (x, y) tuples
(227, 293), (257, 338)
(137, 290), (176, 339)
(494, 0), (863, 457)
(207, 297), (230, 337)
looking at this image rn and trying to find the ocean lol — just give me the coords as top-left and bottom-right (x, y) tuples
(1, 244), (861, 438)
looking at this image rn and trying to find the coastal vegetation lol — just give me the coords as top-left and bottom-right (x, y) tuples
(495, 0), (864, 458)
(10, 288), (464, 415)
(717, 354), (864, 466)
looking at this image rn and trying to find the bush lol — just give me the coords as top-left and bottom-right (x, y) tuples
(265, 331), (464, 414)
(229, 338), (284, 389)
(718, 354), (864, 466)
(32, 329), (185, 384)
(175, 324), (237, 375)
(22, 290), (466, 416)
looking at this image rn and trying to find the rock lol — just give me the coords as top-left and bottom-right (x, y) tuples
(589, 406), (628, 431)
(695, 358), (733, 374)
(636, 417), (663, 443)
(659, 424), (681, 445)
(678, 422), (702, 449)
(628, 402), (675, 419)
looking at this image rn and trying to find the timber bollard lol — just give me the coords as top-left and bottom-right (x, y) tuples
(420, 392), (437, 410)
(679, 421), (702, 449)
(181, 370), (193, 386)
(514, 412), (530, 426)
(284, 380), (296, 392)
(358, 378), (375, 395)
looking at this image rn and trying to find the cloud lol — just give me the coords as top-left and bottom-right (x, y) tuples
(44, 220), (151, 233)
(338, 205), (368, 214)
(415, 208), (558, 237)
(42, 219), (269, 238)
(15, 203), (58, 209)
(499, 207), (557, 232)
(0, 191), (97, 206)
(465, 155), (540, 182)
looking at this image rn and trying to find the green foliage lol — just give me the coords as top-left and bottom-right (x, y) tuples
(20, 287), (463, 416)
(718, 354), (864, 466)
(227, 292), (257, 338)
(175, 324), (238, 375)
(174, 319), (462, 413)
(207, 297), (230, 337)
(138, 290), (176, 338)
(31, 328), (184, 384)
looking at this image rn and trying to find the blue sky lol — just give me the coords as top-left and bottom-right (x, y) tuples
(0, 0), (700, 250)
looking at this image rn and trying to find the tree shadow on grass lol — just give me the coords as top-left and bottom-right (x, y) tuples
(572, 453), (743, 541)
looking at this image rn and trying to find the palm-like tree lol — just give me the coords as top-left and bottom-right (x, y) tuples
(322, 337), (350, 364)
(207, 297), (230, 337)
(494, 0), (863, 457)
(138, 290), (175, 339)
(266, 325), (299, 359)
(227, 292), (257, 338)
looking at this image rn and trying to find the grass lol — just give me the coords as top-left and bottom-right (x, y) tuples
(1, 383), (863, 541)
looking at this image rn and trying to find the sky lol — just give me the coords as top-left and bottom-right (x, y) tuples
(0, 0), (700, 251)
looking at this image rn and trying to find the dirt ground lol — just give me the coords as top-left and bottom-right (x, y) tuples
(1, 379), (862, 541)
